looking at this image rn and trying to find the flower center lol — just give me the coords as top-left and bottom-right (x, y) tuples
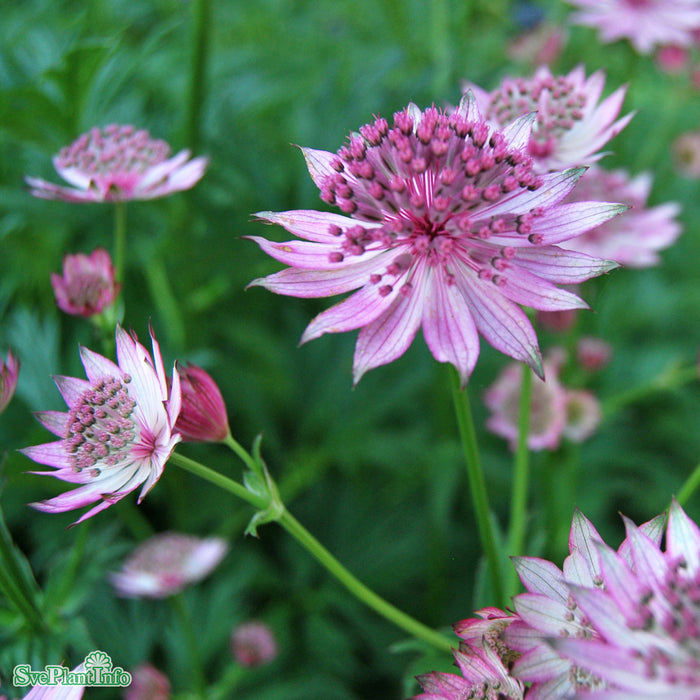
(56, 125), (171, 177)
(488, 76), (587, 158)
(66, 273), (110, 312)
(64, 375), (137, 471)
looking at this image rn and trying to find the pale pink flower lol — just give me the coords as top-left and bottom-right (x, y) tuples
(552, 500), (700, 698)
(656, 44), (690, 72)
(0, 349), (20, 414)
(231, 621), (279, 668)
(123, 665), (170, 700)
(248, 97), (622, 384)
(564, 0), (700, 54)
(484, 357), (568, 451)
(673, 130), (700, 178)
(26, 125), (208, 203)
(465, 66), (633, 172)
(563, 166), (682, 267)
(22, 326), (181, 525)
(563, 389), (601, 442)
(174, 364), (230, 443)
(110, 532), (227, 598)
(51, 248), (120, 318)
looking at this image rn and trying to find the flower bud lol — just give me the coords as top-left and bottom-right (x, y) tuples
(231, 621), (279, 668)
(174, 364), (231, 442)
(0, 349), (19, 414)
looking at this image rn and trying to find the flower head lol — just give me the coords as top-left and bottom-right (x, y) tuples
(231, 621), (279, 668)
(174, 364), (230, 443)
(564, 0), (700, 54)
(562, 167), (682, 267)
(22, 325), (181, 524)
(124, 665), (170, 700)
(51, 248), (120, 318)
(0, 349), (20, 414)
(248, 96), (622, 384)
(465, 66), (633, 172)
(26, 125), (208, 203)
(110, 532), (228, 598)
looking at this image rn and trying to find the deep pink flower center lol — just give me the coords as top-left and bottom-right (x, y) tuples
(320, 107), (546, 295)
(65, 375), (136, 471)
(488, 76), (586, 159)
(624, 0), (653, 7)
(56, 125), (170, 178)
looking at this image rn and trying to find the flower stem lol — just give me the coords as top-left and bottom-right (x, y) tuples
(506, 364), (532, 596)
(172, 593), (206, 697)
(169, 451), (453, 652)
(223, 433), (259, 473)
(449, 367), (505, 607)
(114, 202), (126, 284)
(186, 0), (211, 152)
(677, 460), (700, 505)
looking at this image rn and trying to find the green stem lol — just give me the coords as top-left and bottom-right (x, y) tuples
(223, 433), (259, 473)
(449, 367), (505, 607)
(186, 0), (211, 152)
(114, 202), (126, 283)
(506, 364), (532, 596)
(169, 452), (452, 652)
(171, 593), (206, 697)
(677, 461), (700, 506)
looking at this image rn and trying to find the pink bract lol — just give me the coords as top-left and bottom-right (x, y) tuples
(562, 166), (682, 267)
(22, 325), (181, 524)
(248, 96), (622, 385)
(564, 0), (700, 54)
(0, 349), (20, 414)
(51, 248), (120, 318)
(110, 531), (228, 598)
(465, 65), (633, 172)
(26, 124), (208, 203)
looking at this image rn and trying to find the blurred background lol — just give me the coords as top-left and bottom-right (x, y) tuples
(0, 0), (699, 697)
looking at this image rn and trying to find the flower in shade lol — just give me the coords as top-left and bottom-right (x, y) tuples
(673, 130), (700, 178)
(231, 621), (279, 668)
(123, 665), (170, 700)
(465, 66), (633, 172)
(248, 97), (622, 384)
(174, 364), (230, 443)
(110, 532), (228, 598)
(26, 124), (208, 203)
(51, 248), (120, 318)
(21, 325), (181, 524)
(562, 166), (682, 267)
(564, 0), (700, 54)
(0, 349), (19, 414)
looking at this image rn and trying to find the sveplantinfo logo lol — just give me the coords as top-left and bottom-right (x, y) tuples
(13, 650), (131, 689)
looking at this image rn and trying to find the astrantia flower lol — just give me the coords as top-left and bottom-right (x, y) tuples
(0, 349), (20, 414)
(174, 363), (230, 443)
(110, 532), (228, 598)
(563, 389), (601, 442)
(231, 621), (279, 668)
(564, 0), (700, 54)
(673, 130), (700, 178)
(248, 96), (622, 384)
(124, 665), (170, 700)
(562, 167), (681, 267)
(51, 248), (120, 318)
(465, 66), (632, 172)
(22, 325), (181, 524)
(26, 124), (208, 203)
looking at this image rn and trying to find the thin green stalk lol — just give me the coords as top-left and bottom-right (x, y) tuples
(186, 0), (211, 152)
(113, 202), (126, 283)
(172, 593), (206, 697)
(449, 367), (505, 607)
(506, 364), (532, 596)
(169, 452), (452, 652)
(677, 461), (700, 506)
(223, 433), (258, 473)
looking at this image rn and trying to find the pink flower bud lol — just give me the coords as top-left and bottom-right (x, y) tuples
(0, 349), (19, 414)
(576, 336), (612, 372)
(124, 665), (170, 700)
(231, 621), (279, 668)
(655, 44), (689, 74)
(51, 248), (120, 317)
(174, 364), (230, 442)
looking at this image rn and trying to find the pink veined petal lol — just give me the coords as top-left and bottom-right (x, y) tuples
(494, 264), (589, 311)
(168, 364), (182, 429)
(568, 507), (604, 572)
(512, 556), (569, 601)
(567, 584), (633, 647)
(137, 150), (193, 190)
(254, 210), (380, 244)
(513, 593), (588, 637)
(500, 113), (536, 152)
(34, 411), (70, 438)
(594, 542), (647, 618)
(145, 156), (210, 198)
(666, 499), (700, 575)
(455, 90), (485, 123)
(528, 202), (628, 245)
(301, 147), (339, 189)
(52, 375), (92, 408)
(352, 266), (427, 383)
(79, 345), (120, 383)
(513, 246), (618, 284)
(301, 282), (402, 343)
(20, 441), (72, 469)
(421, 267), (480, 387)
(563, 548), (598, 587)
(511, 649), (572, 685)
(622, 518), (668, 588)
(454, 269), (543, 378)
(147, 324), (169, 402)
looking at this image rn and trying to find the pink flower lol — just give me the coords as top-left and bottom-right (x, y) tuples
(51, 248), (120, 318)
(174, 364), (230, 443)
(110, 532), (228, 598)
(22, 325), (181, 524)
(563, 388), (601, 442)
(576, 336), (612, 371)
(0, 349), (20, 414)
(20, 664), (86, 699)
(465, 66), (633, 172)
(248, 97), (622, 384)
(26, 125), (208, 203)
(564, 0), (700, 54)
(231, 621), (279, 668)
(123, 665), (170, 700)
(656, 44), (690, 72)
(507, 23), (568, 66)
(673, 130), (700, 178)
(562, 167), (682, 267)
